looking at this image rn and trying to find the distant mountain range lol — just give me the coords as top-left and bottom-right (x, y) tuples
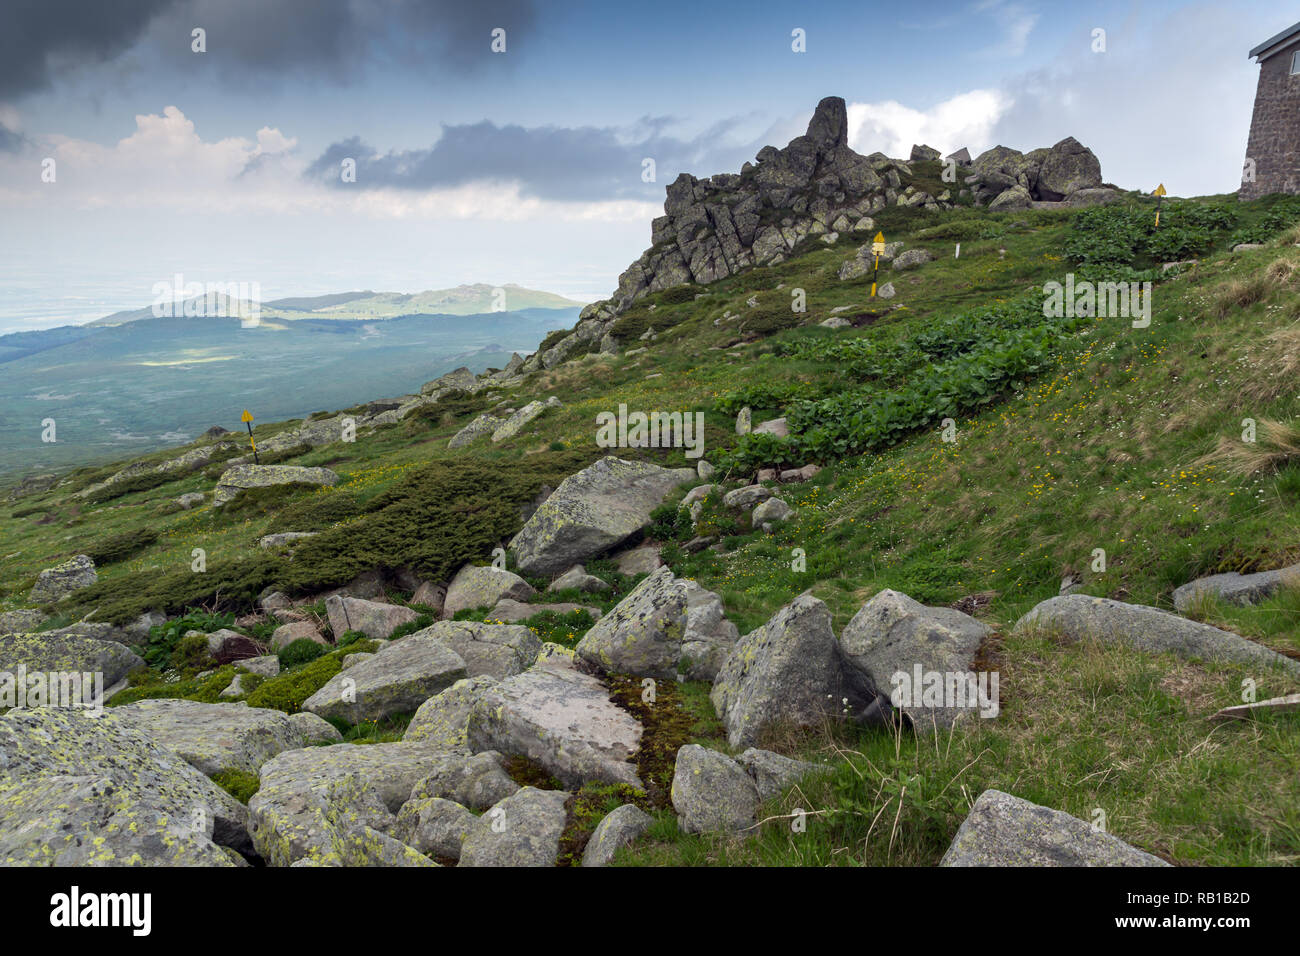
(88, 283), (586, 327)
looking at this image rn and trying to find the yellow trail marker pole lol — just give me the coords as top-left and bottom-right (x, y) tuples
(870, 231), (885, 297)
(1153, 183), (1167, 228)
(241, 409), (259, 465)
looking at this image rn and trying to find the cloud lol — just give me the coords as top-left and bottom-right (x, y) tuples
(847, 90), (1011, 158)
(974, 0), (1040, 58)
(0, 123), (23, 152)
(304, 115), (765, 202)
(0, 0), (537, 99)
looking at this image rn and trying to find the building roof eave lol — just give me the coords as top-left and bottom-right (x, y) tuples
(1249, 20), (1300, 60)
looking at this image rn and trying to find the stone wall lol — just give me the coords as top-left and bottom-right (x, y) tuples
(1241, 37), (1300, 200)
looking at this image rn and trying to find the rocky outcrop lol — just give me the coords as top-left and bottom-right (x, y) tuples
(940, 790), (1168, 867)
(28, 555), (97, 603)
(302, 636), (468, 724)
(0, 631), (143, 689)
(575, 566), (739, 681)
(403, 675), (500, 751)
(405, 620), (541, 680)
(1172, 563), (1300, 614)
(213, 464), (338, 506)
(1016, 594), (1300, 675)
(111, 699), (309, 776)
(324, 595), (419, 642)
(443, 564), (536, 617)
(509, 456), (694, 576)
(458, 786), (570, 867)
(467, 663), (643, 789)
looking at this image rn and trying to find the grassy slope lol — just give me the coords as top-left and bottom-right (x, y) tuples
(2, 189), (1299, 865)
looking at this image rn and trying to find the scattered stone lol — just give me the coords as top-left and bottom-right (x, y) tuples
(940, 789), (1168, 866)
(1172, 563), (1300, 615)
(877, 281), (896, 299)
(509, 456), (694, 577)
(213, 464), (337, 506)
(1015, 595), (1300, 675)
(176, 492), (206, 509)
(548, 564), (611, 594)
(241, 654), (281, 678)
(325, 595), (419, 642)
(458, 786), (570, 867)
(737, 748), (823, 801)
(449, 413), (505, 449)
(722, 484), (773, 511)
(753, 417), (790, 438)
(214, 633), (262, 665)
(492, 400), (551, 442)
(402, 620), (541, 679)
(892, 248), (935, 271)
(394, 796), (476, 859)
(697, 459), (715, 480)
(576, 566), (739, 681)
(407, 751), (520, 811)
(411, 581), (447, 614)
(582, 804), (652, 866)
(671, 745), (759, 834)
(735, 407), (752, 435)
(259, 531), (318, 549)
(613, 544), (663, 575)
(28, 555), (97, 603)
(839, 589), (991, 730)
(404, 676), (500, 751)
(467, 664), (643, 788)
(112, 699), (305, 775)
(443, 564), (537, 617)
(270, 620), (327, 652)
(712, 592), (860, 748)
(751, 497), (793, 526)
(287, 711), (343, 745)
(302, 635), (468, 724)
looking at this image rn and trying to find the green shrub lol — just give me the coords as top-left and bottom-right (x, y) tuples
(278, 638), (327, 668)
(83, 469), (181, 504)
(143, 610), (235, 668)
(518, 608), (597, 648)
(264, 490), (362, 533)
(211, 768), (260, 804)
(84, 527), (159, 566)
(648, 502), (692, 542)
(246, 642), (377, 713)
(169, 633), (213, 672)
(107, 666), (237, 706)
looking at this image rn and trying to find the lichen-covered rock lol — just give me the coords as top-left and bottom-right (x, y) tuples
(324, 595), (419, 642)
(467, 664), (643, 789)
(0, 708), (248, 865)
(491, 400), (550, 442)
(407, 751), (520, 811)
(458, 786), (570, 867)
(213, 463), (337, 505)
(403, 675), (499, 751)
(751, 497), (793, 526)
(509, 456), (694, 576)
(575, 566), (738, 681)
(28, 554), (97, 603)
(839, 589), (991, 730)
(302, 635), (468, 724)
(394, 796), (476, 859)
(1172, 563), (1300, 614)
(891, 248), (935, 271)
(443, 564), (536, 617)
(0, 609), (46, 635)
(1035, 137), (1103, 200)
(112, 699), (307, 775)
(670, 745), (759, 834)
(612, 544), (664, 576)
(711, 592), (862, 748)
(397, 620), (539, 680)
(449, 413), (505, 449)
(259, 531), (318, 549)
(723, 484), (773, 511)
(940, 790), (1168, 867)
(547, 564), (611, 594)
(736, 748), (824, 801)
(287, 710), (344, 745)
(0, 631), (143, 689)
(582, 803), (652, 866)
(1015, 595), (1300, 675)
(270, 620), (326, 651)
(248, 742), (446, 866)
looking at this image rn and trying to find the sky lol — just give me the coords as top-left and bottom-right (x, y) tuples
(0, 0), (1289, 332)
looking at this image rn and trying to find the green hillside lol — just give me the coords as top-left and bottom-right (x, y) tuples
(4, 189), (1300, 866)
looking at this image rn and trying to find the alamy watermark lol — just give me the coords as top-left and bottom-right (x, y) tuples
(0, 666), (104, 714)
(1043, 273), (1151, 328)
(596, 403), (705, 459)
(151, 273), (262, 327)
(889, 665), (1000, 718)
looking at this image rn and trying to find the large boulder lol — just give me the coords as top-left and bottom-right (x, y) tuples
(324, 595), (420, 642)
(838, 589), (991, 730)
(670, 745), (759, 834)
(402, 620), (541, 680)
(1015, 595), (1300, 675)
(467, 663), (643, 788)
(403, 675), (500, 751)
(302, 636), (468, 724)
(458, 787), (570, 867)
(509, 457), (694, 576)
(407, 751), (520, 811)
(0, 708), (248, 865)
(213, 464), (338, 506)
(491, 400), (549, 442)
(1172, 563), (1300, 615)
(394, 796), (476, 860)
(736, 748), (824, 801)
(575, 566), (739, 681)
(582, 804), (652, 866)
(1035, 137), (1103, 200)
(940, 790), (1168, 867)
(711, 593), (862, 748)
(442, 564), (536, 617)
(111, 699), (308, 776)
(0, 609), (46, 635)
(0, 631), (143, 690)
(28, 555), (97, 603)
(449, 413), (504, 449)
(248, 743), (451, 865)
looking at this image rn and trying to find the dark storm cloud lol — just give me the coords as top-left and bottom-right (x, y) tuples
(0, 0), (536, 98)
(0, 0), (177, 98)
(304, 117), (761, 202)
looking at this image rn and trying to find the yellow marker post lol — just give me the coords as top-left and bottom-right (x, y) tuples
(241, 409), (259, 465)
(1152, 183), (1167, 227)
(870, 231), (885, 296)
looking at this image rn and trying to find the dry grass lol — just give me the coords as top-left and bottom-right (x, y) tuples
(1243, 323), (1300, 403)
(1193, 418), (1300, 476)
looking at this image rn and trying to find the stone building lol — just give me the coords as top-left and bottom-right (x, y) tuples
(1241, 20), (1300, 199)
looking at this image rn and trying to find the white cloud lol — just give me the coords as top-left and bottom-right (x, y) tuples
(847, 89), (1011, 158)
